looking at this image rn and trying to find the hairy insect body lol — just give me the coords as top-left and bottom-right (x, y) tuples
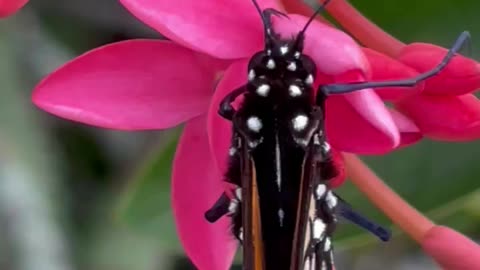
(223, 41), (339, 269)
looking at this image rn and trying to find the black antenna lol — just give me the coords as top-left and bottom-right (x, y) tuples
(293, 0), (333, 50)
(251, 0), (275, 47)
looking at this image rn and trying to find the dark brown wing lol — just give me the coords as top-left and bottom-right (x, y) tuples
(290, 140), (337, 270)
(240, 137), (265, 270)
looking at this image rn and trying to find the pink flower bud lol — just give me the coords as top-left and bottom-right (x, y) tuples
(422, 226), (480, 270)
(398, 43), (480, 96)
(395, 94), (480, 141)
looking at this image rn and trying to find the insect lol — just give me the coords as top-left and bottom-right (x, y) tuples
(205, 1), (470, 269)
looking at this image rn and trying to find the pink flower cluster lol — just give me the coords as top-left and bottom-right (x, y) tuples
(30, 0), (480, 269)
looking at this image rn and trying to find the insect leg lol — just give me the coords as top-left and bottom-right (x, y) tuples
(336, 199), (391, 241)
(218, 86), (246, 120)
(305, 183), (336, 270)
(204, 192), (230, 223)
(319, 31), (470, 95)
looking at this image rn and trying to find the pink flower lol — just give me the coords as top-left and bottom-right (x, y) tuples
(322, 0), (480, 144)
(32, 1), (394, 268)
(0, 0), (28, 17)
(422, 226), (480, 270)
(31, 0), (480, 269)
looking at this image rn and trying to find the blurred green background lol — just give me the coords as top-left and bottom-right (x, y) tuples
(0, 0), (479, 269)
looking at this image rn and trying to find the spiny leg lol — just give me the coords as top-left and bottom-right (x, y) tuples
(302, 181), (337, 270)
(319, 31), (470, 95)
(309, 128), (392, 242)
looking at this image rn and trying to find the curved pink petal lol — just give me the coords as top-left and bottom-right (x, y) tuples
(172, 116), (237, 270)
(274, 14), (370, 79)
(208, 60), (249, 174)
(422, 226), (480, 270)
(395, 94), (480, 141)
(389, 108), (422, 147)
(120, 0), (281, 59)
(0, 0), (28, 17)
(325, 88), (400, 155)
(33, 40), (227, 130)
(362, 48), (423, 101)
(398, 43), (480, 96)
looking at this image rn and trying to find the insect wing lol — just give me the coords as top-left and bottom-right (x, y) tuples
(291, 144), (336, 270)
(239, 136), (266, 270)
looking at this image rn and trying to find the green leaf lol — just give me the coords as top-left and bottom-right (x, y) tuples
(114, 130), (181, 248)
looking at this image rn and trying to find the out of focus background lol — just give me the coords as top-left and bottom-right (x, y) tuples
(0, 0), (479, 269)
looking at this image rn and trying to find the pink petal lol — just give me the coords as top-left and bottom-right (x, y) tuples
(208, 60), (249, 174)
(273, 14), (370, 79)
(362, 48), (423, 101)
(398, 43), (480, 96)
(33, 40), (227, 130)
(395, 94), (480, 141)
(325, 88), (400, 154)
(329, 148), (346, 188)
(0, 0), (28, 17)
(120, 0), (282, 59)
(172, 116), (237, 270)
(422, 226), (480, 270)
(389, 108), (422, 147)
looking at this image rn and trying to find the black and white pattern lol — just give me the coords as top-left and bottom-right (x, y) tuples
(204, 0), (469, 269)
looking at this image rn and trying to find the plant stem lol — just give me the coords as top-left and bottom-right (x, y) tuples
(343, 153), (434, 243)
(320, 0), (405, 57)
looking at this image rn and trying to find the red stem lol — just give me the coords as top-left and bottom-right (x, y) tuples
(281, 0), (314, 17)
(320, 0), (405, 57)
(343, 153), (435, 243)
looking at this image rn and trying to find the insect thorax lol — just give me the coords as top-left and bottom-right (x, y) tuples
(225, 39), (332, 269)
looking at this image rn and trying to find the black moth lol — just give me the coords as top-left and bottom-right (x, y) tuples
(205, 0), (470, 269)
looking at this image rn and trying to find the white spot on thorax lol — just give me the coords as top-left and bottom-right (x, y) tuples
(326, 191), (338, 209)
(239, 227), (243, 241)
(294, 138), (309, 147)
(266, 59), (276, 69)
(256, 84), (270, 96)
(322, 142), (331, 153)
(289, 85), (302, 97)
(316, 184), (326, 199)
(313, 134), (321, 145)
(229, 147), (236, 156)
(324, 237), (332, 252)
(247, 116), (262, 132)
(248, 138), (263, 148)
(305, 74), (314, 85)
(313, 218), (326, 239)
(275, 135), (282, 190)
(287, 62), (297, 71)
(280, 45), (289, 55)
(292, 114), (309, 131)
(294, 51), (301, 59)
(304, 257), (311, 270)
(310, 255), (316, 270)
(235, 188), (242, 201)
(248, 69), (255, 81)
(278, 208), (285, 227)
(228, 199), (238, 213)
